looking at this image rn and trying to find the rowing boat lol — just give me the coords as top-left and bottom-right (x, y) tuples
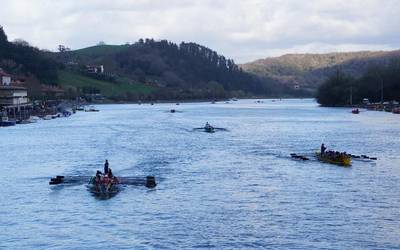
(316, 152), (352, 166)
(88, 175), (120, 196)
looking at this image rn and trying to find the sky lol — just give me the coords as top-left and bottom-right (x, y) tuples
(1, 0), (399, 63)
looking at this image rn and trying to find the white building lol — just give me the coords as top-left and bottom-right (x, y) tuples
(86, 65), (104, 74)
(0, 86), (29, 106)
(0, 72), (11, 86)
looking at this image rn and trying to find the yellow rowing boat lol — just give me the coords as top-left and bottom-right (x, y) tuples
(316, 152), (352, 166)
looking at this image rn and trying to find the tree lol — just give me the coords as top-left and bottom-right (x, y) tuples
(316, 70), (353, 106)
(13, 39), (30, 47)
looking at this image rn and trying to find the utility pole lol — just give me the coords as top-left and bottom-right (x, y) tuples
(350, 81), (353, 106)
(380, 78), (384, 104)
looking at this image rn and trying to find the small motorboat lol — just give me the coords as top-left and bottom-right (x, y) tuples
(43, 115), (53, 120)
(85, 106), (99, 112)
(0, 116), (16, 127)
(62, 110), (72, 117)
(352, 108), (360, 114)
(52, 113), (62, 119)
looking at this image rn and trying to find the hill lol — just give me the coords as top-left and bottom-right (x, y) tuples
(57, 40), (290, 100)
(241, 50), (400, 92)
(0, 26), (58, 85)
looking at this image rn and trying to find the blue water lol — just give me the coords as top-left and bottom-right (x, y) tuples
(1, 99), (399, 249)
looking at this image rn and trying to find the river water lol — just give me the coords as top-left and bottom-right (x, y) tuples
(0, 99), (399, 249)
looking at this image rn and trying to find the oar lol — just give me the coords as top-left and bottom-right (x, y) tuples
(214, 128), (228, 131)
(350, 154), (377, 160)
(289, 153), (309, 160)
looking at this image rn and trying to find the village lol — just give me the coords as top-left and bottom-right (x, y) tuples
(0, 68), (101, 127)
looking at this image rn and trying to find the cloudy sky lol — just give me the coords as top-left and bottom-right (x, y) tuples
(1, 0), (399, 62)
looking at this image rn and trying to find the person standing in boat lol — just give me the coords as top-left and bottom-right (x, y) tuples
(104, 160), (109, 174)
(321, 143), (327, 154)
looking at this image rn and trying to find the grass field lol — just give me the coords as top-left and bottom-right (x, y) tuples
(58, 70), (153, 97)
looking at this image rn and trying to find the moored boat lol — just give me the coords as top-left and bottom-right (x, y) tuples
(85, 106), (99, 112)
(0, 116), (16, 127)
(352, 108), (360, 114)
(316, 152), (352, 166)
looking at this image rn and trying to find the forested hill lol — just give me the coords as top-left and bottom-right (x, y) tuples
(0, 25), (295, 100)
(0, 26), (58, 85)
(241, 50), (400, 92)
(59, 39), (289, 99)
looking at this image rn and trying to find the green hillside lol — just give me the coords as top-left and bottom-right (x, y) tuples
(72, 45), (128, 57)
(58, 70), (153, 97)
(56, 40), (296, 100)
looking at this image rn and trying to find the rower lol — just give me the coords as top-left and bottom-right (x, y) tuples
(108, 168), (114, 178)
(104, 159), (109, 174)
(95, 170), (102, 184)
(321, 143), (327, 154)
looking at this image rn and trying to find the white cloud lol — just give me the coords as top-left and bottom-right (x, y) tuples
(0, 0), (399, 62)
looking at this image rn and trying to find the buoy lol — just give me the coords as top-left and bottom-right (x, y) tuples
(145, 176), (157, 188)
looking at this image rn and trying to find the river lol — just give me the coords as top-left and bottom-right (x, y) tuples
(1, 99), (399, 249)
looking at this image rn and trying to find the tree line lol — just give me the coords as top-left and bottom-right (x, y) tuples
(316, 61), (400, 106)
(0, 26), (58, 85)
(115, 38), (283, 99)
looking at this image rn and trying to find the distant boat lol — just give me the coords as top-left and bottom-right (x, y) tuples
(53, 113), (63, 119)
(0, 116), (16, 127)
(43, 115), (52, 120)
(393, 108), (400, 114)
(352, 108), (360, 114)
(28, 116), (40, 123)
(85, 107), (99, 112)
(62, 110), (72, 117)
(18, 116), (39, 124)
